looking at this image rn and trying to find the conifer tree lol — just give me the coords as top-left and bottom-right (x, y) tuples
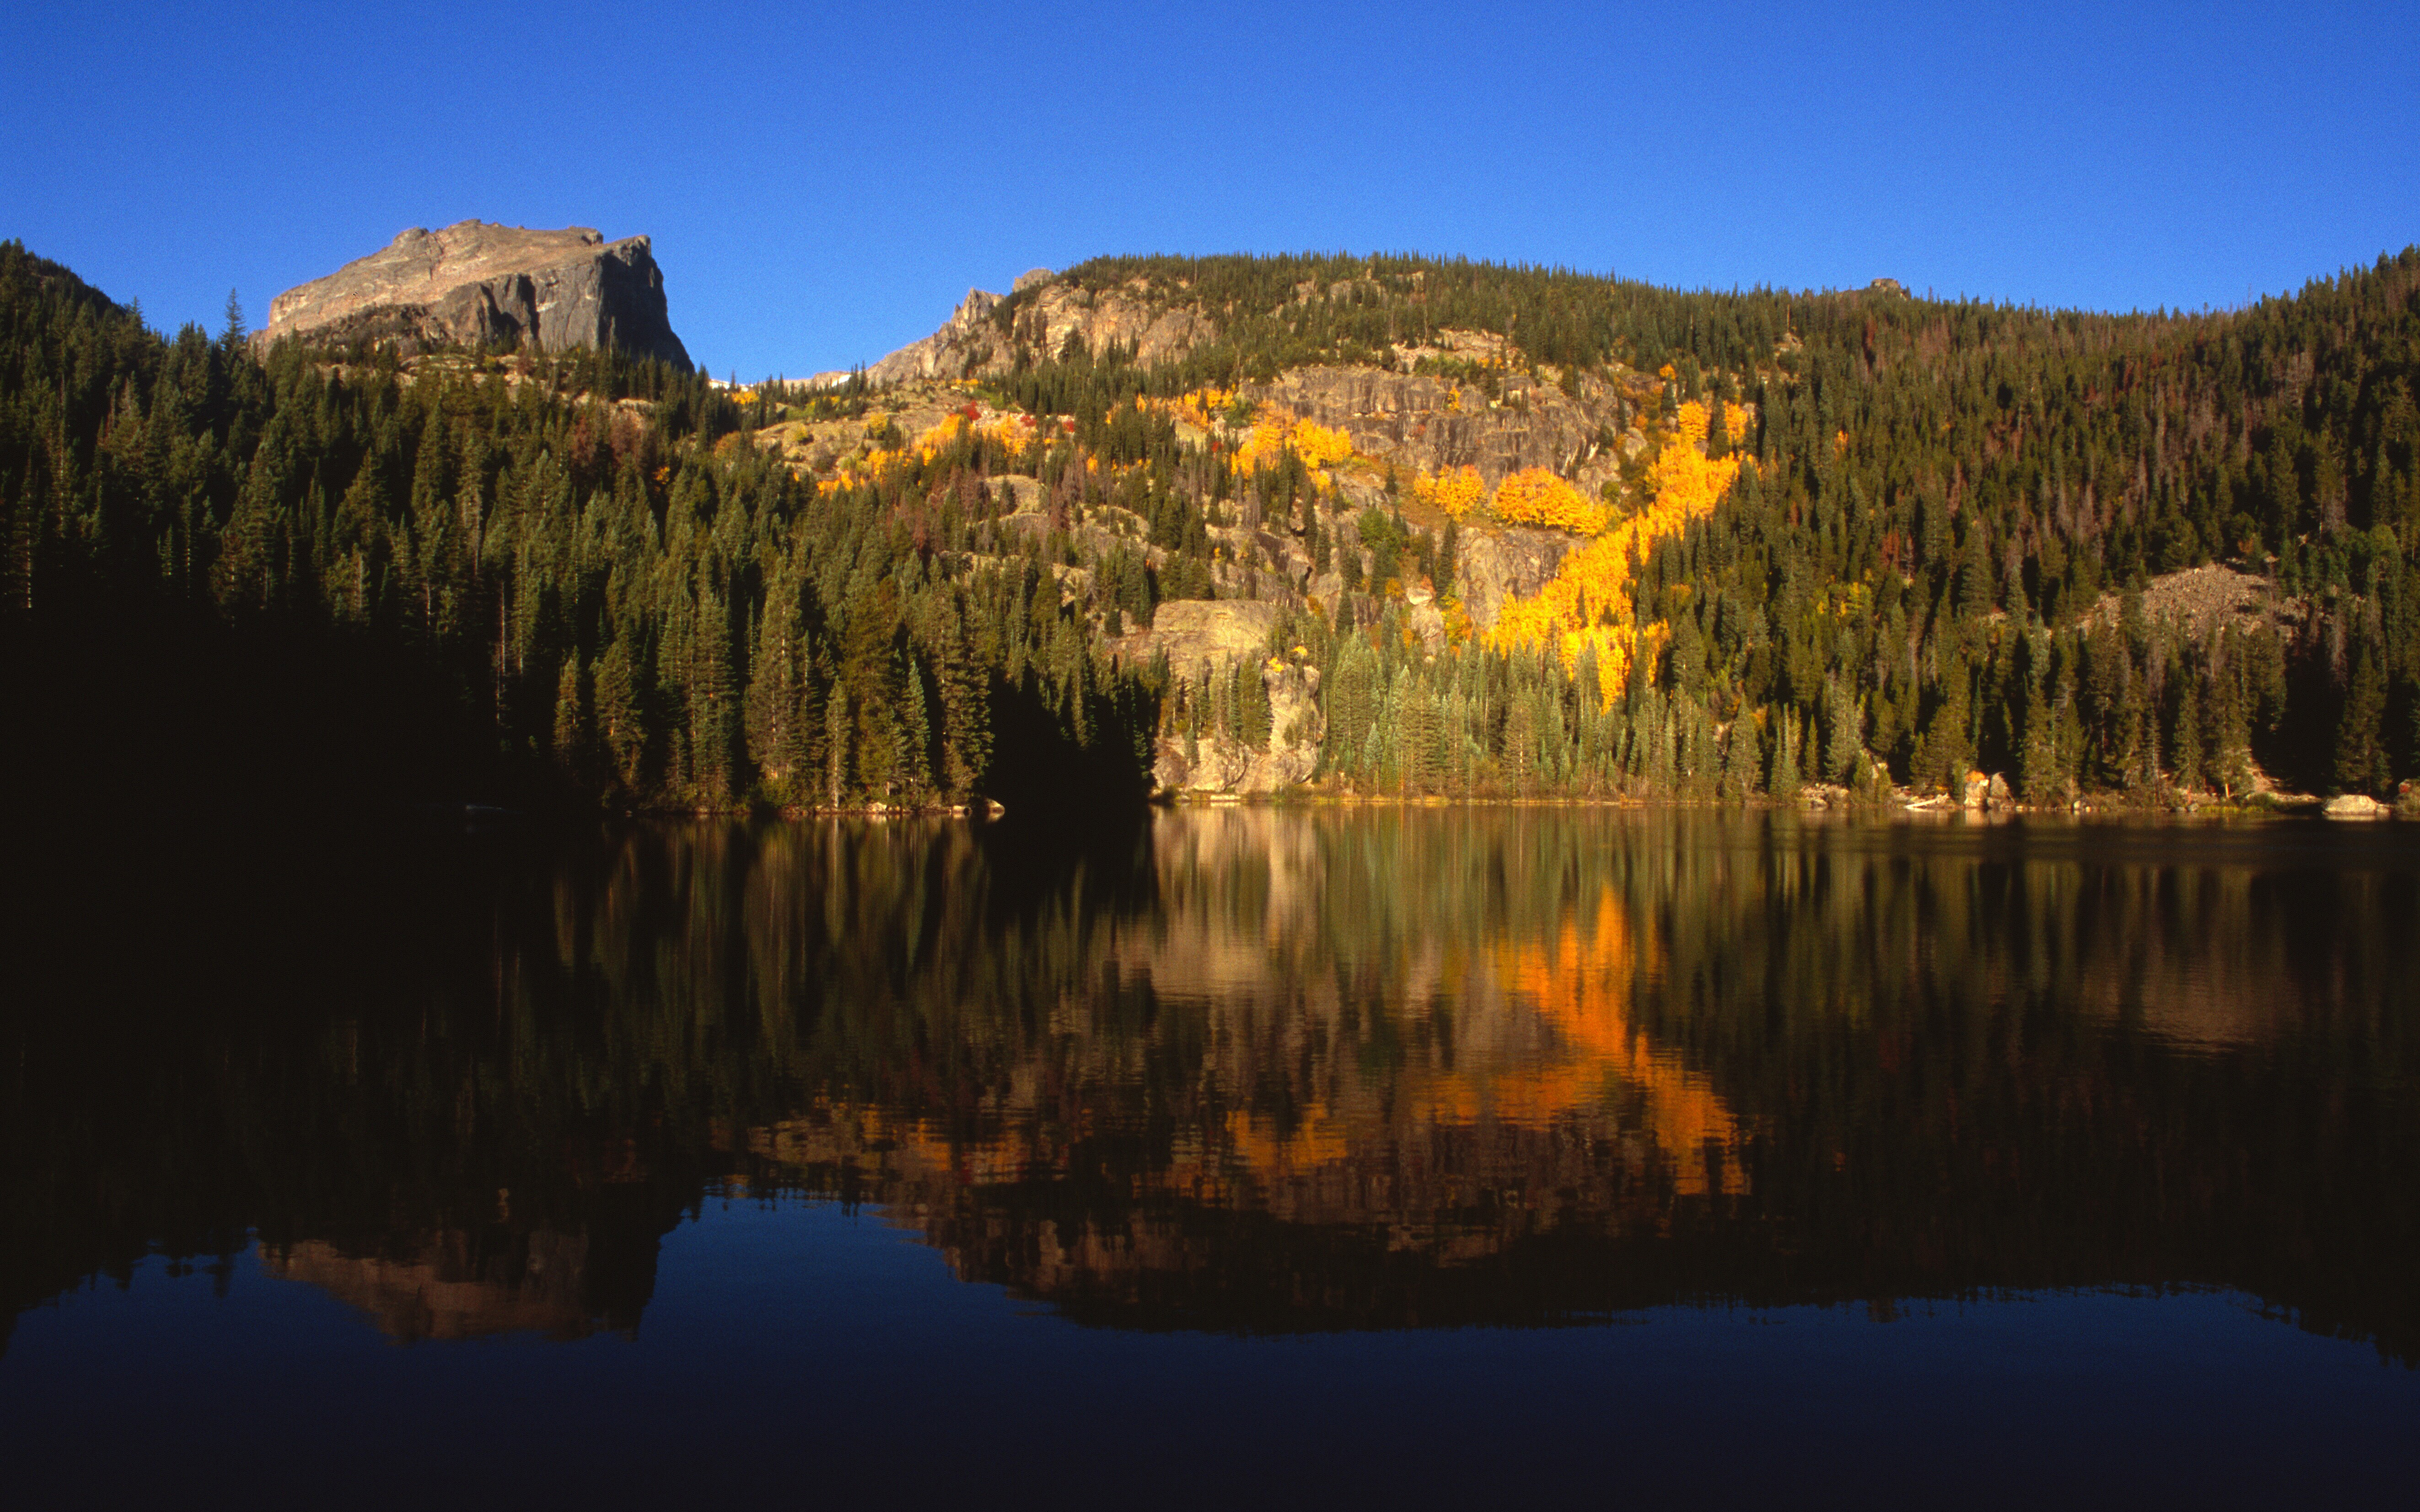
(2336, 640), (2389, 795)
(553, 654), (587, 775)
(1821, 679), (1861, 782)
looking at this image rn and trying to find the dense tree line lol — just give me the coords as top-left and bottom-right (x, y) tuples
(7, 235), (2418, 811)
(0, 241), (1158, 815)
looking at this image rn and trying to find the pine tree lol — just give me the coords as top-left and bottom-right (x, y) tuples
(1768, 712), (1801, 801)
(2170, 672), (2204, 792)
(897, 650), (933, 798)
(1718, 718), (1759, 799)
(595, 634), (645, 790)
(688, 580), (736, 799)
(935, 612), (991, 796)
(826, 689), (850, 808)
(1821, 679), (1861, 782)
(2018, 673), (2060, 804)
(2336, 639), (2389, 795)
(552, 653), (587, 776)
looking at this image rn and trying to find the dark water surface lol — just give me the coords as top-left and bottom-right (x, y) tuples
(5, 809), (2417, 1506)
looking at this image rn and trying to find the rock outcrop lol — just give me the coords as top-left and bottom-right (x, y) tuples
(1251, 364), (1623, 493)
(1961, 770), (2015, 811)
(855, 287), (1002, 387)
(1114, 598), (1282, 680)
(1110, 602), (1325, 795)
(812, 270), (1209, 388)
(1455, 527), (1577, 632)
(254, 220), (691, 368)
(2088, 563), (2279, 635)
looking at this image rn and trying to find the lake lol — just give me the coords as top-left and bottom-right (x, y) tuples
(4, 808), (2416, 1506)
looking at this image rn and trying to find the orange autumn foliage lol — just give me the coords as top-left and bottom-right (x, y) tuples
(1412, 464), (1484, 520)
(1230, 415), (1355, 475)
(1487, 401), (1743, 701)
(1153, 387), (1239, 432)
(973, 412), (1039, 459)
(1490, 466), (1608, 534)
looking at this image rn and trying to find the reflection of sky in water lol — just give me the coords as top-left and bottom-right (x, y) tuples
(6, 1204), (2413, 1507)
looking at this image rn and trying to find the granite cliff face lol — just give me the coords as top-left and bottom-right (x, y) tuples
(253, 220), (691, 368)
(1110, 602), (1326, 795)
(1251, 363), (1626, 493)
(854, 285), (1004, 386)
(817, 270), (1209, 387)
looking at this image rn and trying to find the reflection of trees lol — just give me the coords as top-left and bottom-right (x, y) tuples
(5, 814), (2416, 1357)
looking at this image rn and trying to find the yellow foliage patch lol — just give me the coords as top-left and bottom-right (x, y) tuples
(1487, 401), (1743, 700)
(889, 410), (1044, 466)
(984, 416), (1035, 458)
(1412, 464), (1484, 520)
(908, 413), (967, 463)
(1152, 387), (1239, 432)
(1230, 415), (1356, 475)
(1491, 467), (1608, 534)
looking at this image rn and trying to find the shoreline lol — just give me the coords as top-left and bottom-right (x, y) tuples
(588, 791), (2411, 823)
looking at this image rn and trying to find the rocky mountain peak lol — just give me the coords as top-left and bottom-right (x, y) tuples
(253, 219), (691, 368)
(813, 270), (1199, 389)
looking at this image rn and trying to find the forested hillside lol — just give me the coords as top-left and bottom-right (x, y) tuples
(0, 243), (1151, 816)
(6, 237), (2417, 815)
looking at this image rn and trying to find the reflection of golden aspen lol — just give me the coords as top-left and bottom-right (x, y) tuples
(1159, 888), (1742, 1202)
(1485, 890), (1744, 1196)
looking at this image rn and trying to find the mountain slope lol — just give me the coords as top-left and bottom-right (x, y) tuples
(5, 238), (2416, 815)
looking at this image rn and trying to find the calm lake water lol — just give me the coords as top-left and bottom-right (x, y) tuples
(5, 809), (2417, 1506)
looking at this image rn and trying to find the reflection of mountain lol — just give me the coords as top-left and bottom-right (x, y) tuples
(260, 1230), (613, 1344)
(679, 811), (2417, 1348)
(7, 811), (2417, 1358)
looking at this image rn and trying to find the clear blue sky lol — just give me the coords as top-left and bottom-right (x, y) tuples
(6, 1), (2414, 379)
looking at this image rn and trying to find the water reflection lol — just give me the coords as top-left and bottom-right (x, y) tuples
(4, 810), (2416, 1356)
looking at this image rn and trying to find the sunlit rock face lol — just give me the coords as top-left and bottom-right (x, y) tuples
(1114, 602), (1327, 795)
(253, 220), (691, 367)
(818, 273), (1210, 390)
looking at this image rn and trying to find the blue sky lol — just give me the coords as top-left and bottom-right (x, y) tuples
(5, 1), (2414, 378)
